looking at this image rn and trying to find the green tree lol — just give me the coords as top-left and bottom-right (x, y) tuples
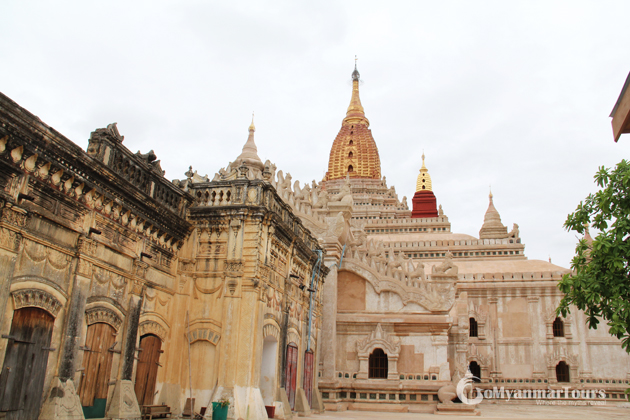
(558, 159), (630, 353)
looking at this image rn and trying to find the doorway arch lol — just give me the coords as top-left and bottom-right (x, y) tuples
(0, 307), (54, 420)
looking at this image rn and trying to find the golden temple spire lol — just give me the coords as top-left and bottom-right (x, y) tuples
(248, 112), (255, 132)
(416, 152), (433, 192)
(345, 57), (368, 125)
(324, 61), (381, 181)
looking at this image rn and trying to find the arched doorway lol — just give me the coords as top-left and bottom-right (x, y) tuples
(260, 335), (278, 406)
(284, 343), (298, 409)
(368, 348), (388, 379)
(78, 322), (117, 418)
(556, 361), (570, 383)
(0, 307), (54, 420)
(134, 334), (162, 406)
(469, 361), (481, 383)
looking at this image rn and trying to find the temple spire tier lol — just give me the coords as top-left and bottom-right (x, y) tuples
(412, 153), (438, 218)
(235, 115), (264, 171)
(325, 62), (381, 181)
(479, 191), (508, 239)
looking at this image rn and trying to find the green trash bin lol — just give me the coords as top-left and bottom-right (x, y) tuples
(212, 401), (229, 420)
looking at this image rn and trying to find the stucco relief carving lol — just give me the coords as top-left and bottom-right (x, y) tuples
(468, 302), (487, 323)
(468, 343), (490, 368)
(0, 226), (20, 251)
(262, 322), (281, 341)
(356, 323), (401, 356)
(23, 240), (72, 271)
(356, 324), (401, 380)
(77, 236), (97, 256)
(139, 320), (168, 341)
(340, 259), (456, 312)
(92, 266), (128, 304)
(187, 327), (221, 345)
(431, 251), (458, 275)
(544, 304), (572, 339)
(346, 239), (429, 286)
(143, 287), (172, 312)
(1, 204), (27, 227)
(546, 347), (578, 367)
(133, 260), (148, 279)
(225, 260), (243, 277)
(12, 288), (62, 317)
(264, 286), (282, 312)
(85, 307), (123, 331)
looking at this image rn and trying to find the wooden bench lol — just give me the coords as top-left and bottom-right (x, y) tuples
(142, 405), (171, 420)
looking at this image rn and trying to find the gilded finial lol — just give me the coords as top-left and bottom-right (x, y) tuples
(352, 55), (360, 81)
(249, 112), (255, 132)
(489, 185), (493, 199)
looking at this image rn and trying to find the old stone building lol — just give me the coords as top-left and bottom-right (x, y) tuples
(0, 62), (629, 420)
(0, 95), (337, 420)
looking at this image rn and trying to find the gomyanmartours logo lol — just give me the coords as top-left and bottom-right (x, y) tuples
(456, 375), (607, 405)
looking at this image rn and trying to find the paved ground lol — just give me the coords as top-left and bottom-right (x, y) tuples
(297, 402), (630, 420)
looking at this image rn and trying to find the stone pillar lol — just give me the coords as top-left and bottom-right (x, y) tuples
(0, 203), (26, 329)
(320, 262), (338, 379)
(387, 355), (400, 380)
(105, 280), (143, 420)
(39, 237), (94, 420)
(488, 297), (501, 379)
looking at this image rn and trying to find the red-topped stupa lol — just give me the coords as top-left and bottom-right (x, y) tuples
(411, 153), (438, 218)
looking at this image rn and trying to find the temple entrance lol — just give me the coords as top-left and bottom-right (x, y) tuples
(259, 335), (278, 406)
(469, 361), (481, 382)
(303, 350), (314, 407)
(0, 307), (54, 420)
(285, 343), (298, 409)
(134, 334), (162, 406)
(78, 322), (116, 418)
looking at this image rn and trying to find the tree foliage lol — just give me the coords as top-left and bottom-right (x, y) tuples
(558, 159), (630, 353)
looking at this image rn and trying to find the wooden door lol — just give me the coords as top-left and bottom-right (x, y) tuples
(303, 351), (314, 408)
(284, 343), (298, 410)
(0, 307), (54, 420)
(78, 322), (116, 415)
(134, 334), (162, 406)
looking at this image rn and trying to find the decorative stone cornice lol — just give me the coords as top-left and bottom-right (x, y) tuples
(85, 307), (123, 331)
(187, 327), (221, 345)
(12, 288), (62, 317)
(0, 96), (193, 251)
(139, 320), (168, 341)
(546, 347), (578, 367)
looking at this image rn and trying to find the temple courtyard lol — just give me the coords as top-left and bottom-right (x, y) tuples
(296, 403), (630, 420)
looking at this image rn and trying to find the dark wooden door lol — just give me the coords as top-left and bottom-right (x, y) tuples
(285, 343), (298, 409)
(0, 307), (54, 420)
(78, 322), (116, 414)
(134, 334), (162, 406)
(303, 351), (314, 408)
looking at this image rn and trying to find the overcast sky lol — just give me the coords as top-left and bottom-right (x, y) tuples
(2, 1), (630, 268)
